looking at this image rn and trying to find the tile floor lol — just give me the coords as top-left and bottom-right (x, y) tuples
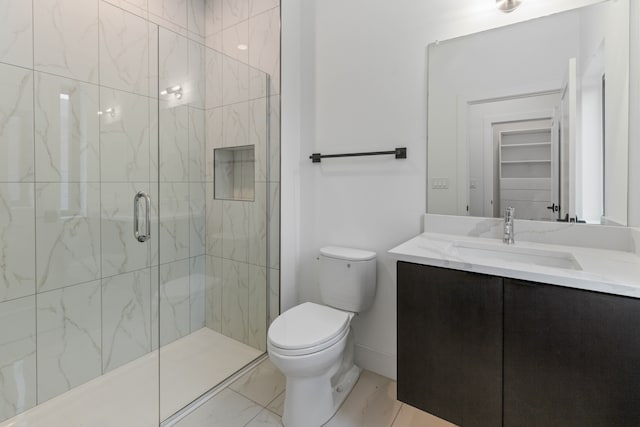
(175, 359), (456, 427)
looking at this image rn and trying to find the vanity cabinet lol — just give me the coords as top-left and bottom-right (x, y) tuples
(397, 262), (503, 427)
(397, 261), (640, 427)
(504, 278), (640, 426)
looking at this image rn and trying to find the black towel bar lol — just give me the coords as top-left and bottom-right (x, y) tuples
(309, 147), (407, 163)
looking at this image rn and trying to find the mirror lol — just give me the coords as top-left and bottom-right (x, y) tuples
(427, 0), (630, 225)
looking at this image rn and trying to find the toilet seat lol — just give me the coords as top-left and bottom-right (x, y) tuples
(268, 302), (352, 357)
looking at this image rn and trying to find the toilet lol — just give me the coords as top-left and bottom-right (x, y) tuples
(267, 246), (376, 427)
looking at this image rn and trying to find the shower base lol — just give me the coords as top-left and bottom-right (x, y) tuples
(0, 328), (262, 427)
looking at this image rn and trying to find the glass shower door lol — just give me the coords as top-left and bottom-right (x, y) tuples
(0, 6), (161, 424)
(0, 9), (270, 427)
(156, 27), (271, 422)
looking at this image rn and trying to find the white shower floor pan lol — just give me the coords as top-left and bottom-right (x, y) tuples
(0, 328), (262, 427)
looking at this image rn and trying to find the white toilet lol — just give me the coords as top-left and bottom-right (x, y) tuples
(267, 246), (376, 427)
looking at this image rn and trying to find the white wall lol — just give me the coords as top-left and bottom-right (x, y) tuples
(601, 0), (630, 225)
(281, 0), (607, 380)
(629, 0), (640, 227)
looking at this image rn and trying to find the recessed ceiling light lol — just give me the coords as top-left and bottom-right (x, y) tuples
(496, 0), (523, 13)
(237, 44), (248, 51)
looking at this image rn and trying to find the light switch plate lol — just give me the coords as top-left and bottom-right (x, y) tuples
(432, 177), (449, 189)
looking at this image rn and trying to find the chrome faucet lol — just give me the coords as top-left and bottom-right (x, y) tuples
(503, 207), (515, 244)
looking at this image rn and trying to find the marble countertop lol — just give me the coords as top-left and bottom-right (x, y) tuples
(389, 231), (640, 299)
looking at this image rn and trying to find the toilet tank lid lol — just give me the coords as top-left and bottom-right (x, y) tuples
(320, 246), (376, 261)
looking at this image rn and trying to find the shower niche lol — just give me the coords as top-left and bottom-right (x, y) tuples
(214, 145), (256, 201)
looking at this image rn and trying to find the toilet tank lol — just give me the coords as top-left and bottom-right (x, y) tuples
(319, 246), (377, 313)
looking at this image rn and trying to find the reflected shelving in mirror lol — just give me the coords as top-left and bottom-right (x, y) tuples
(427, 0), (630, 226)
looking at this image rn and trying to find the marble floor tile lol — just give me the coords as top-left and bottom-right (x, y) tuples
(324, 371), (402, 427)
(176, 389), (262, 427)
(266, 391), (284, 416)
(391, 404), (458, 427)
(246, 408), (283, 427)
(229, 359), (285, 407)
(170, 358), (459, 427)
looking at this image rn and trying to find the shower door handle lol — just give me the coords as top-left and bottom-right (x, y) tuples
(134, 191), (151, 243)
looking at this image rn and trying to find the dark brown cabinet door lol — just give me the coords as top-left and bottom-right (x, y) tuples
(397, 262), (503, 427)
(504, 279), (640, 427)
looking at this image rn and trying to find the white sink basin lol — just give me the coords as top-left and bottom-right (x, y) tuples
(450, 241), (582, 271)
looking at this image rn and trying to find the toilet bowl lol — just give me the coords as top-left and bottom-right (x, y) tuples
(268, 302), (358, 427)
(268, 246), (377, 427)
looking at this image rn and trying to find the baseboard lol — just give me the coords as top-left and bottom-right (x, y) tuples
(354, 344), (397, 381)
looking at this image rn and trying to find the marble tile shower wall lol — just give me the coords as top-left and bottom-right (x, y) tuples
(203, 0), (280, 352)
(0, 0), (283, 422)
